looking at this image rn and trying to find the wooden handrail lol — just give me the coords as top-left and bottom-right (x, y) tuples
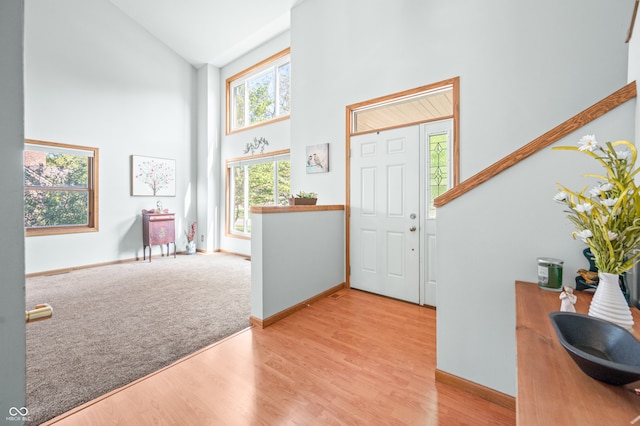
(434, 81), (637, 208)
(627, 0), (639, 43)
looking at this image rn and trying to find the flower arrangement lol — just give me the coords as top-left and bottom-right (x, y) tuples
(553, 135), (640, 274)
(185, 221), (197, 243)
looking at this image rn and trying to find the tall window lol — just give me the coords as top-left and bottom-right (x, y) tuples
(227, 48), (290, 134)
(24, 140), (99, 236)
(428, 131), (450, 217)
(226, 151), (290, 237)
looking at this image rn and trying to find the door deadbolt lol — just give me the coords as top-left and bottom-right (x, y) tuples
(410, 213), (417, 219)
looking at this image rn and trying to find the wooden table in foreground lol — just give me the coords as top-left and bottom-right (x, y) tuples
(516, 281), (640, 425)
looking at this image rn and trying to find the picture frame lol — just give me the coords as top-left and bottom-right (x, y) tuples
(306, 143), (329, 174)
(131, 155), (176, 196)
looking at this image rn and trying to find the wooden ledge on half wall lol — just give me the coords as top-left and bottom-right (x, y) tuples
(251, 204), (345, 214)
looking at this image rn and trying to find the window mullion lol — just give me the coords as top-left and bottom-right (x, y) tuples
(243, 81), (250, 130)
(24, 186), (88, 192)
(229, 166), (236, 233)
(243, 165), (250, 234)
(274, 65), (280, 117)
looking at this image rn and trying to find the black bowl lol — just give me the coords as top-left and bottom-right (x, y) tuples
(548, 312), (640, 385)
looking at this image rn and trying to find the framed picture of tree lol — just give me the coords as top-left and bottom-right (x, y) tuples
(131, 155), (176, 196)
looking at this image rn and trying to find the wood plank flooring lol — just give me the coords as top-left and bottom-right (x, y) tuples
(44, 289), (515, 425)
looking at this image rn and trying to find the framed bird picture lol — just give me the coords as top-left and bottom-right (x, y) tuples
(306, 143), (329, 174)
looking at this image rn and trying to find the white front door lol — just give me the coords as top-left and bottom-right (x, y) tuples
(350, 126), (420, 303)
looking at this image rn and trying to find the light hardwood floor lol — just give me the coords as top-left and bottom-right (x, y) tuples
(44, 289), (515, 425)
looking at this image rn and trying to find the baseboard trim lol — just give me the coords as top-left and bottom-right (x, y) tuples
(217, 248), (250, 259)
(251, 282), (346, 328)
(434, 369), (515, 412)
(26, 257), (140, 278)
(249, 316), (264, 328)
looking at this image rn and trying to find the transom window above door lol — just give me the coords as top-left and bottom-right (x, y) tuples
(352, 84), (454, 134)
(226, 48), (290, 134)
(348, 77), (459, 189)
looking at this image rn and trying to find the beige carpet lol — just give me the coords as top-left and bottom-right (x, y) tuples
(25, 253), (251, 425)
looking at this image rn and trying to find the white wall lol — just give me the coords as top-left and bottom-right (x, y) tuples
(24, 0), (197, 274)
(196, 64), (221, 252)
(219, 32), (291, 256)
(437, 102), (635, 395)
(291, 0), (632, 200)
(0, 0), (27, 421)
(290, 0), (634, 396)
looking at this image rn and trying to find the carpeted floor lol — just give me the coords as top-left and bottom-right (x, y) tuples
(25, 253), (251, 425)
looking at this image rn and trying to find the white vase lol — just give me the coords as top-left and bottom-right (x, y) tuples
(186, 241), (196, 255)
(588, 271), (634, 332)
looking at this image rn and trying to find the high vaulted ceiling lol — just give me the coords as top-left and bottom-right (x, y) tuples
(109, 0), (300, 68)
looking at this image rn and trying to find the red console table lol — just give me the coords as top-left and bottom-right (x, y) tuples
(142, 213), (176, 262)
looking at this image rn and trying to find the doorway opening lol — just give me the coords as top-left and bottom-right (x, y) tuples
(345, 77), (459, 306)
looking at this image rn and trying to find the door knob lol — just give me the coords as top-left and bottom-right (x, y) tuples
(26, 303), (53, 323)
(409, 226), (417, 232)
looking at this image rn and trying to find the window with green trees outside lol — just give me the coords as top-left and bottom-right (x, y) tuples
(24, 140), (99, 236)
(227, 48), (290, 134)
(227, 152), (290, 236)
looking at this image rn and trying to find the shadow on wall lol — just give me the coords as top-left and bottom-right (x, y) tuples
(119, 214), (143, 259)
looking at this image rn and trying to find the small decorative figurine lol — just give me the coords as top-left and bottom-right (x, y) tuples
(559, 286), (577, 312)
(243, 137), (269, 155)
(575, 248), (600, 290)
